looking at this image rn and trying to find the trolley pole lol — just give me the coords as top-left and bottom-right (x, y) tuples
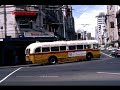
(38, 5), (42, 32)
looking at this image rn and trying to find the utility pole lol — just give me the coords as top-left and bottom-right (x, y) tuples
(62, 5), (66, 39)
(38, 5), (42, 32)
(4, 5), (7, 38)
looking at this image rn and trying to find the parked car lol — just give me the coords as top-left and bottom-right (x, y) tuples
(111, 48), (118, 55)
(100, 47), (105, 50)
(114, 49), (120, 57)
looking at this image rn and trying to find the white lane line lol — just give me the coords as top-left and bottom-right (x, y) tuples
(101, 52), (114, 58)
(16, 75), (59, 78)
(0, 67), (23, 83)
(97, 72), (120, 75)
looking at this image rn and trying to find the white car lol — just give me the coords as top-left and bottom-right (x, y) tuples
(106, 47), (114, 51)
(100, 47), (105, 50)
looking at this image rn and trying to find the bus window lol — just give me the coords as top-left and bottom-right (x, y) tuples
(35, 47), (41, 53)
(77, 45), (83, 50)
(93, 44), (99, 49)
(25, 48), (30, 54)
(42, 47), (50, 52)
(69, 45), (76, 50)
(86, 45), (91, 49)
(60, 46), (66, 51)
(51, 47), (59, 52)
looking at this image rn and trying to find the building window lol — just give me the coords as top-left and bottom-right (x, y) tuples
(98, 23), (103, 24)
(110, 22), (114, 28)
(19, 20), (29, 28)
(98, 25), (101, 30)
(110, 5), (113, 10)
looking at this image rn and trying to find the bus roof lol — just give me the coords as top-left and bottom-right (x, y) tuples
(66, 40), (98, 45)
(26, 40), (98, 50)
(26, 41), (67, 50)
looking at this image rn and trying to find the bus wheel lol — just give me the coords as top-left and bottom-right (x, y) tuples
(86, 53), (93, 61)
(48, 56), (57, 65)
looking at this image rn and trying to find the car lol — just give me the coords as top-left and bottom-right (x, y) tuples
(106, 47), (113, 51)
(111, 48), (118, 55)
(100, 47), (105, 50)
(114, 49), (120, 57)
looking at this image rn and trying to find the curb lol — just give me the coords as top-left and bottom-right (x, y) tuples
(0, 64), (41, 69)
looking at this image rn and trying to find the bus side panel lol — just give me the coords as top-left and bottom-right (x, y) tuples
(26, 55), (35, 64)
(55, 52), (69, 63)
(67, 50), (87, 62)
(76, 56), (86, 61)
(33, 53), (49, 64)
(93, 50), (101, 58)
(87, 49), (101, 58)
(33, 52), (69, 64)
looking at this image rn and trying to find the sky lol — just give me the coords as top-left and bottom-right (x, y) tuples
(72, 5), (107, 37)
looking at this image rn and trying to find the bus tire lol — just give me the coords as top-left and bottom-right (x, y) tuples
(48, 56), (57, 65)
(86, 53), (93, 61)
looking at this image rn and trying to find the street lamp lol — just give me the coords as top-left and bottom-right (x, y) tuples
(62, 9), (66, 39)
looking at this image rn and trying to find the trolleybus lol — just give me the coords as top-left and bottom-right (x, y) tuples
(25, 40), (100, 65)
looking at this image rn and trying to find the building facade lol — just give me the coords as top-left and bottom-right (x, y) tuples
(96, 12), (106, 45)
(116, 6), (120, 47)
(95, 26), (98, 41)
(106, 5), (119, 47)
(64, 5), (76, 40)
(0, 5), (76, 40)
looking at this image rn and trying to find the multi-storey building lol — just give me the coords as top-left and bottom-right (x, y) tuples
(95, 26), (98, 40)
(0, 5), (75, 40)
(0, 5), (76, 66)
(96, 12), (106, 45)
(64, 5), (76, 40)
(87, 32), (91, 40)
(116, 6), (120, 47)
(106, 5), (119, 47)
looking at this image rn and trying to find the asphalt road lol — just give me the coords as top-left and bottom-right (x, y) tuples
(0, 51), (120, 86)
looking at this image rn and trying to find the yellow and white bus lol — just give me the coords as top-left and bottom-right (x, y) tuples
(25, 40), (101, 65)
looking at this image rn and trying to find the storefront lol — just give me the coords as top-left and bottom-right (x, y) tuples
(0, 37), (58, 66)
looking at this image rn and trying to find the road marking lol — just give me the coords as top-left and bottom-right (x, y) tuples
(0, 67), (23, 83)
(16, 75), (59, 78)
(101, 52), (114, 58)
(97, 72), (120, 75)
